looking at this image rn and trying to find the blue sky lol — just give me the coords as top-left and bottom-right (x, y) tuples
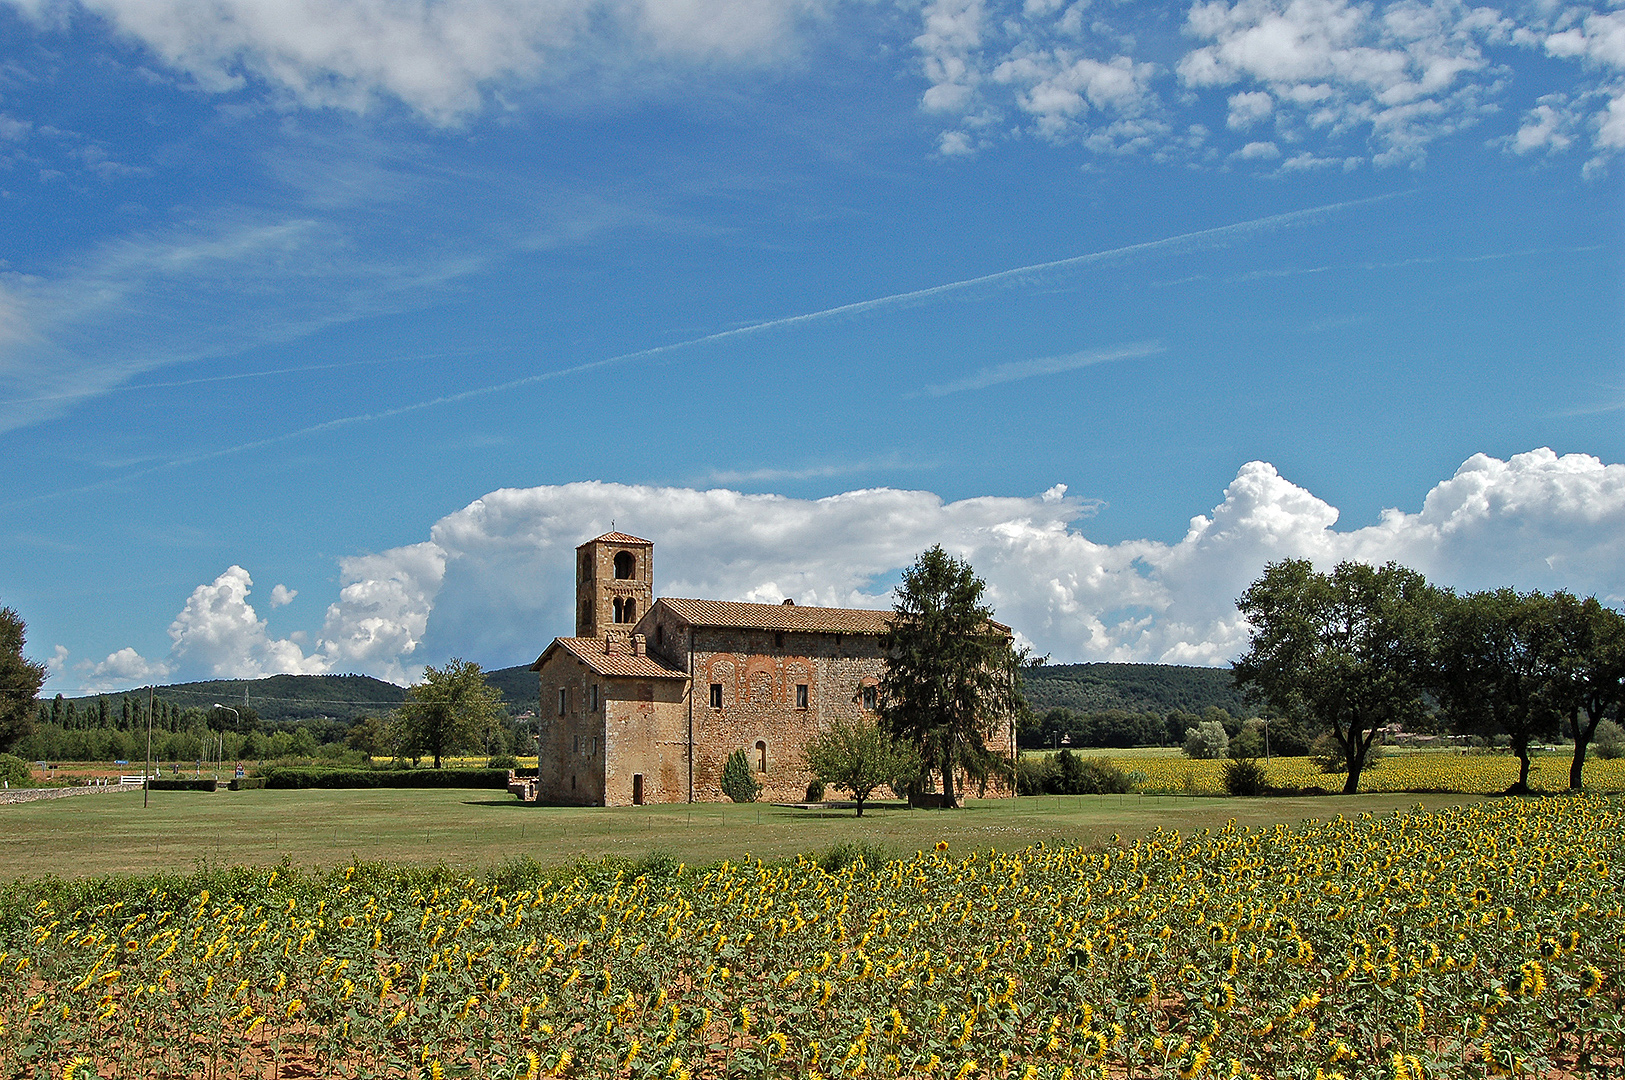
(0, 0), (1620, 691)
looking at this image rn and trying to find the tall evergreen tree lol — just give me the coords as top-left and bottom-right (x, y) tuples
(0, 607), (47, 754)
(877, 546), (1023, 806)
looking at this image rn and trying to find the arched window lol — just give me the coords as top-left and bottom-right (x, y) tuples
(756, 740), (768, 773)
(612, 597), (624, 623)
(614, 551), (636, 579)
(623, 599), (636, 622)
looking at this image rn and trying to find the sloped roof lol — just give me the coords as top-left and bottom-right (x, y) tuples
(656, 597), (892, 635)
(583, 532), (653, 546)
(530, 637), (688, 679)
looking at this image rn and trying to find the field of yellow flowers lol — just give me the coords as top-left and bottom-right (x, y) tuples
(1121, 753), (1625, 796)
(2, 795), (1620, 1079)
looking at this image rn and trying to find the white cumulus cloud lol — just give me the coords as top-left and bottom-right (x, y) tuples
(76, 449), (1625, 690)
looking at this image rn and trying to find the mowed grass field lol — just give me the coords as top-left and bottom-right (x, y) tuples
(0, 786), (1481, 880)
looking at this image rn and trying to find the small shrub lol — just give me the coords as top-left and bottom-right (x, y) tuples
(805, 778), (826, 802)
(720, 748), (760, 803)
(819, 840), (889, 873)
(1223, 758), (1269, 796)
(1593, 719), (1625, 760)
(487, 754), (519, 770)
(0, 753), (31, 787)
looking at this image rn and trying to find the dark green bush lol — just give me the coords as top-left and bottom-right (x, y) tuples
(487, 754), (519, 770)
(228, 776), (267, 790)
(0, 753), (31, 787)
(1223, 758), (1269, 796)
(146, 778), (218, 792)
(720, 749), (760, 803)
(257, 767), (510, 789)
(805, 778), (826, 802)
(1017, 751), (1131, 795)
(818, 840), (890, 873)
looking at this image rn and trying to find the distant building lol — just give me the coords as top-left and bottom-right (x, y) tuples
(529, 532), (1015, 806)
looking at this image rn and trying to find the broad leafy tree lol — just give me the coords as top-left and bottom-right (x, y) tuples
(1547, 593), (1625, 790)
(1233, 559), (1439, 794)
(1434, 588), (1564, 793)
(397, 658), (506, 768)
(0, 607), (46, 754)
(878, 546), (1023, 806)
(802, 716), (920, 817)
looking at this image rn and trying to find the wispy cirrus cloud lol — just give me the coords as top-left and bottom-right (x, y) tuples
(921, 341), (1163, 396)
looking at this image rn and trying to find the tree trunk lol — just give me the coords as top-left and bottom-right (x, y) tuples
(855, 796), (865, 818)
(1569, 708), (1601, 791)
(1513, 744), (1531, 793)
(941, 750), (958, 807)
(1341, 728), (1365, 795)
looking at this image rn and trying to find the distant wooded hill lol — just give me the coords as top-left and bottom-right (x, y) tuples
(53, 661), (1246, 727)
(1021, 662), (1252, 717)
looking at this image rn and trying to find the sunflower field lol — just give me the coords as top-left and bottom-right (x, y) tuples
(1, 795), (1620, 1079)
(1122, 754), (1625, 797)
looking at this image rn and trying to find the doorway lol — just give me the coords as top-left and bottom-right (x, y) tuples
(632, 774), (644, 805)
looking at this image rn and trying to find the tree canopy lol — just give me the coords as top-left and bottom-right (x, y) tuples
(802, 715), (920, 816)
(0, 607), (46, 755)
(1233, 559), (1439, 794)
(1434, 588), (1563, 793)
(396, 659), (506, 768)
(877, 546), (1022, 806)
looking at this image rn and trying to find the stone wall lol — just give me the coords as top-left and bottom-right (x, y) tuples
(600, 680), (688, 806)
(532, 650), (606, 805)
(684, 627), (888, 804)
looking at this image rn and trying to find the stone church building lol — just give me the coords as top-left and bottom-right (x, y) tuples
(528, 532), (1015, 806)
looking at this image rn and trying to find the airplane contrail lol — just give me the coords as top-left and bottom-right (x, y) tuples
(7, 193), (1397, 508)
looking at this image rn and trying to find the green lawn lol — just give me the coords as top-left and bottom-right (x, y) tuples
(0, 787), (1483, 880)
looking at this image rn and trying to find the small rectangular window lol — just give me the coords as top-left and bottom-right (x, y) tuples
(573, 735), (580, 753)
(862, 686), (877, 711)
(795, 683), (808, 709)
(709, 683), (723, 709)
(558, 687), (567, 716)
(590, 684), (599, 712)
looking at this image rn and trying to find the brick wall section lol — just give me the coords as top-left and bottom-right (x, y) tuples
(680, 627), (889, 804)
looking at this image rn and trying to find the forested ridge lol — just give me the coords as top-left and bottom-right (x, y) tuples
(1021, 662), (1250, 716)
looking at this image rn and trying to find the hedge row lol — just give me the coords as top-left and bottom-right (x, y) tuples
(256, 767), (511, 789)
(145, 778), (219, 792)
(228, 777), (267, 791)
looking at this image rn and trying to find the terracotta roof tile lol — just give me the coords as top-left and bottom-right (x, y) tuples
(656, 597), (892, 635)
(585, 532), (653, 545)
(531, 637), (688, 679)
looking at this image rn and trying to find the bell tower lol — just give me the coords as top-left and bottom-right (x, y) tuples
(575, 532), (654, 639)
